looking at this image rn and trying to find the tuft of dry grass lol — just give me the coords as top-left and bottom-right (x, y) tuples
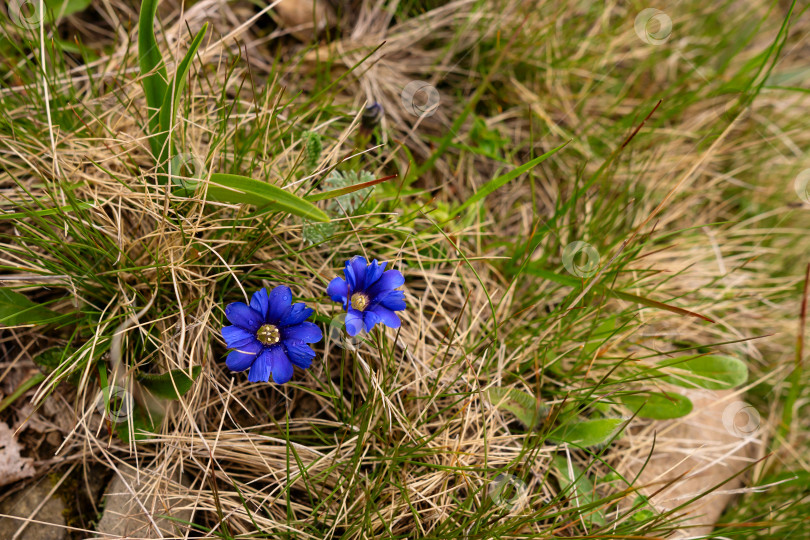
(0, 0), (808, 538)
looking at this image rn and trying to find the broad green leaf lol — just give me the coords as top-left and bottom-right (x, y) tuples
(34, 347), (74, 373)
(305, 173), (395, 203)
(551, 456), (606, 527)
(45, 0), (91, 17)
(550, 418), (624, 447)
(116, 404), (161, 443)
(0, 288), (61, 326)
(487, 387), (541, 428)
(138, 0), (168, 158)
(158, 23), (208, 165)
(658, 354), (748, 390)
(450, 141), (569, 219)
(620, 392), (693, 419)
(137, 365), (202, 400)
(204, 173), (329, 222)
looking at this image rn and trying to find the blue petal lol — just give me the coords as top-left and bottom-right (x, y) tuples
(349, 256), (368, 290)
(225, 302), (263, 332)
(268, 346), (294, 384)
(363, 309), (381, 332)
(282, 321), (323, 343)
(248, 347), (273, 382)
(250, 288), (270, 319)
(221, 325), (256, 348)
(375, 289), (406, 311)
(266, 285), (292, 324)
(280, 303), (314, 327)
(344, 260), (357, 290)
(365, 259), (387, 288)
(345, 309), (364, 336)
(226, 342), (261, 372)
(283, 338), (316, 369)
(369, 305), (401, 329)
(368, 269), (404, 297)
(327, 277), (349, 306)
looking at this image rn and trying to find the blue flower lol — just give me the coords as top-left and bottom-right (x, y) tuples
(221, 286), (322, 384)
(326, 256), (405, 336)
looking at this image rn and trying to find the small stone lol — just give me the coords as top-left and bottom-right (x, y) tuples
(273, 0), (336, 41)
(0, 479), (66, 540)
(45, 431), (62, 447)
(96, 469), (192, 538)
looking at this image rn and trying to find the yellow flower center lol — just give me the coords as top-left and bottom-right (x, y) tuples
(351, 292), (370, 311)
(256, 324), (280, 345)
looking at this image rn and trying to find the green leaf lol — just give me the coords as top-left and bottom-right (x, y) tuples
(33, 347), (74, 373)
(138, 0), (168, 158)
(487, 386), (541, 428)
(449, 141), (569, 219)
(0, 288), (61, 326)
(305, 173), (394, 204)
(158, 23), (208, 165)
(657, 354), (748, 390)
(620, 392), (693, 419)
(550, 418), (624, 447)
(137, 366), (202, 400)
(116, 404), (161, 443)
(551, 456), (606, 527)
(204, 173), (330, 222)
(45, 0), (91, 18)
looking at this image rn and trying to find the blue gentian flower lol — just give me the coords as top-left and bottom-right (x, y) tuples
(221, 286), (322, 384)
(327, 256), (405, 336)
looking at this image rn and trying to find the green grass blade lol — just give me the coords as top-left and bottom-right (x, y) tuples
(159, 23), (208, 164)
(205, 173), (330, 222)
(450, 140), (570, 219)
(0, 201), (94, 220)
(526, 266), (714, 322)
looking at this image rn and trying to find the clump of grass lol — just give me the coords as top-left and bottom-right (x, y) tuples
(0, 0), (809, 538)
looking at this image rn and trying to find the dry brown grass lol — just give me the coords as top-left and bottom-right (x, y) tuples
(0, 0), (809, 538)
